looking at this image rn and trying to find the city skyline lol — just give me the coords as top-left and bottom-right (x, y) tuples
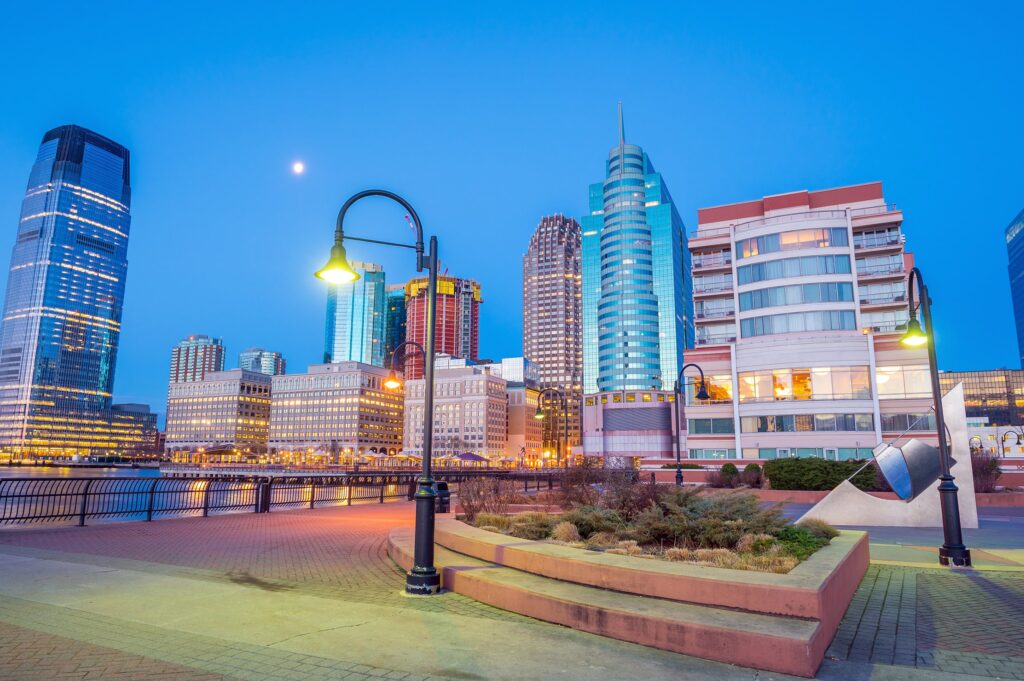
(0, 3), (1020, 418)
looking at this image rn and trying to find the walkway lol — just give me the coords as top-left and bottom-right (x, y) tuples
(0, 503), (1018, 680)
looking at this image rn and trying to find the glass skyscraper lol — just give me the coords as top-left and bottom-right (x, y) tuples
(384, 283), (407, 365)
(0, 125), (150, 457)
(581, 112), (692, 393)
(1007, 208), (1024, 367)
(324, 262), (386, 366)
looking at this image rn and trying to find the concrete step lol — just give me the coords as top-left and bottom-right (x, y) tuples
(389, 527), (827, 677)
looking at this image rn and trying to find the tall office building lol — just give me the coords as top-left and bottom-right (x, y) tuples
(1006, 208), (1024, 367)
(939, 368), (1024, 426)
(165, 369), (272, 459)
(404, 275), (481, 379)
(324, 261), (386, 366)
(169, 335), (225, 383)
(581, 107), (692, 394)
(0, 125), (152, 457)
(238, 347), (286, 376)
(384, 283), (407, 365)
(523, 214), (583, 447)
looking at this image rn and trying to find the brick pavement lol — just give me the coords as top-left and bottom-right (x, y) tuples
(828, 564), (1024, 679)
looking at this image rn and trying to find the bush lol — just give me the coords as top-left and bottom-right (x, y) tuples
(474, 512), (512, 532)
(763, 458), (880, 491)
(660, 463), (704, 469)
(584, 531), (620, 549)
(559, 458), (605, 508)
(598, 477), (662, 520)
(774, 525), (829, 560)
(721, 463), (739, 485)
(458, 478), (519, 522)
(508, 512), (557, 540)
(740, 463), (763, 488)
(972, 451), (1002, 493)
(551, 520), (581, 543)
(561, 506), (624, 538)
(796, 518), (840, 540)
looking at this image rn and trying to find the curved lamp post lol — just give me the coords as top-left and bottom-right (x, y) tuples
(673, 364), (710, 486)
(317, 190), (442, 595)
(383, 340), (426, 391)
(968, 435), (983, 453)
(997, 429), (1022, 457)
(901, 267), (970, 567)
(534, 388), (570, 468)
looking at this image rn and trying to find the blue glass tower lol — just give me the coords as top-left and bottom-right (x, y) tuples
(0, 125), (149, 456)
(1008, 208), (1024, 368)
(324, 262), (386, 366)
(582, 108), (692, 393)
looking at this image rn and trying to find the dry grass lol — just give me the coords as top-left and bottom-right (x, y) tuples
(551, 521), (581, 543)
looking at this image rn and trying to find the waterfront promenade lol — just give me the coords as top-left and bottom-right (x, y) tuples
(0, 503), (1021, 680)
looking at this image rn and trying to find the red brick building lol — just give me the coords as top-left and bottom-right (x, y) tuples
(404, 276), (482, 379)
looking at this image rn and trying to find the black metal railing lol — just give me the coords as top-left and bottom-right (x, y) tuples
(0, 470), (563, 527)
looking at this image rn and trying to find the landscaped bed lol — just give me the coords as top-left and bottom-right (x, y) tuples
(462, 475), (838, 573)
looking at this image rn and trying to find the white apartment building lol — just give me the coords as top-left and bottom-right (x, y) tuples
(269, 362), (403, 462)
(403, 363), (508, 460)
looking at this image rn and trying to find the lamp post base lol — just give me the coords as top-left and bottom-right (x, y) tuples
(937, 477), (971, 567)
(675, 467), (683, 486)
(938, 546), (972, 567)
(405, 569), (441, 595)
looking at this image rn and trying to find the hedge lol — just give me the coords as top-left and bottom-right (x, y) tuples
(763, 457), (880, 491)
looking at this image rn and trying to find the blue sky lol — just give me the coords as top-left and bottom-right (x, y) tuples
(0, 2), (1020, 418)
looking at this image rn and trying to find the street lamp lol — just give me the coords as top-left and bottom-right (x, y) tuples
(901, 267), (971, 567)
(968, 436), (983, 453)
(997, 429), (1022, 457)
(534, 388), (570, 468)
(673, 364), (710, 487)
(384, 341), (425, 392)
(318, 189), (442, 595)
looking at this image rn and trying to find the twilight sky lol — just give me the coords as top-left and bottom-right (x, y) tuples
(0, 2), (1021, 420)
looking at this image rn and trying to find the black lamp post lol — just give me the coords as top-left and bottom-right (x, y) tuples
(317, 189), (442, 594)
(997, 429), (1022, 457)
(901, 266), (970, 567)
(672, 364), (710, 487)
(534, 388), (570, 468)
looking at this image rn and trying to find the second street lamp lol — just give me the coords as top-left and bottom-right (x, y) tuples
(901, 266), (971, 567)
(673, 364), (710, 487)
(317, 189), (442, 594)
(534, 388), (570, 468)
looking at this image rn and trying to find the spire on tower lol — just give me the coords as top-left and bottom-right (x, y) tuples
(617, 101), (625, 145)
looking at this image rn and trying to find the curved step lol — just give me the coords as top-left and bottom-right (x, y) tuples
(389, 527), (828, 678)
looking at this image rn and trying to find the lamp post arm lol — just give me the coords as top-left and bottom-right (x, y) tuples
(334, 189), (427, 271)
(388, 340), (426, 373)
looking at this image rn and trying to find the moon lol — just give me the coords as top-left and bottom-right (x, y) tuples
(292, 161), (305, 175)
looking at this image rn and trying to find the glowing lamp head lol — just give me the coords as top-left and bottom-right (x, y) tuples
(695, 381), (711, 401)
(900, 317), (928, 347)
(315, 243), (360, 284)
(383, 370), (403, 391)
(533, 406), (546, 420)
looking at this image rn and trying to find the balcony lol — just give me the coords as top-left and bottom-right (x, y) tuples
(688, 225), (731, 245)
(693, 282), (733, 296)
(862, 322), (909, 335)
(695, 309), (736, 321)
(692, 252), (733, 271)
(859, 292), (908, 307)
(856, 262), (904, 279)
(853, 234), (903, 252)
(850, 204), (903, 229)
(696, 334), (737, 346)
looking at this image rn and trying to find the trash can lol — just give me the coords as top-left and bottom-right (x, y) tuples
(434, 481), (451, 513)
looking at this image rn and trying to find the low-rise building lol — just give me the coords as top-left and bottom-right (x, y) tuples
(269, 362), (403, 463)
(165, 369), (271, 460)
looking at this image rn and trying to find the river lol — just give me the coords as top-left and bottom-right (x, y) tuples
(0, 465), (160, 480)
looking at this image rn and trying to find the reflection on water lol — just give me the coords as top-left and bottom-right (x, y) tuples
(0, 465), (160, 479)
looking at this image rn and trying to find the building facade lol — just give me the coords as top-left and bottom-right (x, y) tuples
(324, 262), (386, 366)
(581, 113), (691, 394)
(939, 369), (1024, 426)
(268, 362), (403, 462)
(0, 125), (153, 458)
(523, 214), (583, 450)
(238, 347), (286, 376)
(383, 283), (407, 365)
(404, 275), (481, 379)
(165, 369), (272, 458)
(1006, 208), (1024, 368)
(170, 335), (225, 383)
(403, 362), (507, 460)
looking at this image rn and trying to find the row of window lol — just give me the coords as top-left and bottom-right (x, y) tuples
(737, 255), (851, 285)
(739, 282), (854, 311)
(736, 227), (848, 259)
(740, 310), (856, 337)
(687, 447), (877, 461)
(740, 413), (874, 433)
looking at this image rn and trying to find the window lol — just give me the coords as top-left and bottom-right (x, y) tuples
(876, 365), (931, 398)
(741, 413), (874, 433)
(687, 418), (735, 434)
(686, 375), (733, 405)
(736, 227), (848, 259)
(739, 282), (854, 311)
(881, 412), (936, 432)
(737, 255), (851, 285)
(740, 310), (856, 338)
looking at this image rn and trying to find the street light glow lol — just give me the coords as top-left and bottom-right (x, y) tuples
(315, 243), (360, 284)
(900, 317), (928, 347)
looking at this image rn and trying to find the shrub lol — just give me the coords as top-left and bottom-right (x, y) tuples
(551, 521), (581, 543)
(584, 531), (620, 549)
(704, 470), (728, 488)
(660, 463), (704, 469)
(561, 506), (624, 538)
(508, 512), (557, 540)
(763, 458), (880, 491)
(972, 451), (1002, 493)
(598, 477), (662, 520)
(720, 463), (739, 484)
(474, 512), (512, 532)
(477, 525), (503, 534)
(796, 518), (840, 540)
(774, 525), (829, 561)
(740, 463), (763, 488)
(736, 532), (777, 554)
(559, 458), (605, 508)
(458, 478), (519, 522)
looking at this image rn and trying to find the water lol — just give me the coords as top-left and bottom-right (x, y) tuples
(0, 465), (160, 480)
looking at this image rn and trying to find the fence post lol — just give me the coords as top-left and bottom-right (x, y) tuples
(145, 478), (160, 521)
(78, 479), (94, 527)
(407, 477), (416, 500)
(379, 481), (385, 504)
(263, 479), (273, 513)
(309, 480), (316, 509)
(202, 480), (212, 517)
(548, 475), (553, 490)
(347, 477), (353, 506)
